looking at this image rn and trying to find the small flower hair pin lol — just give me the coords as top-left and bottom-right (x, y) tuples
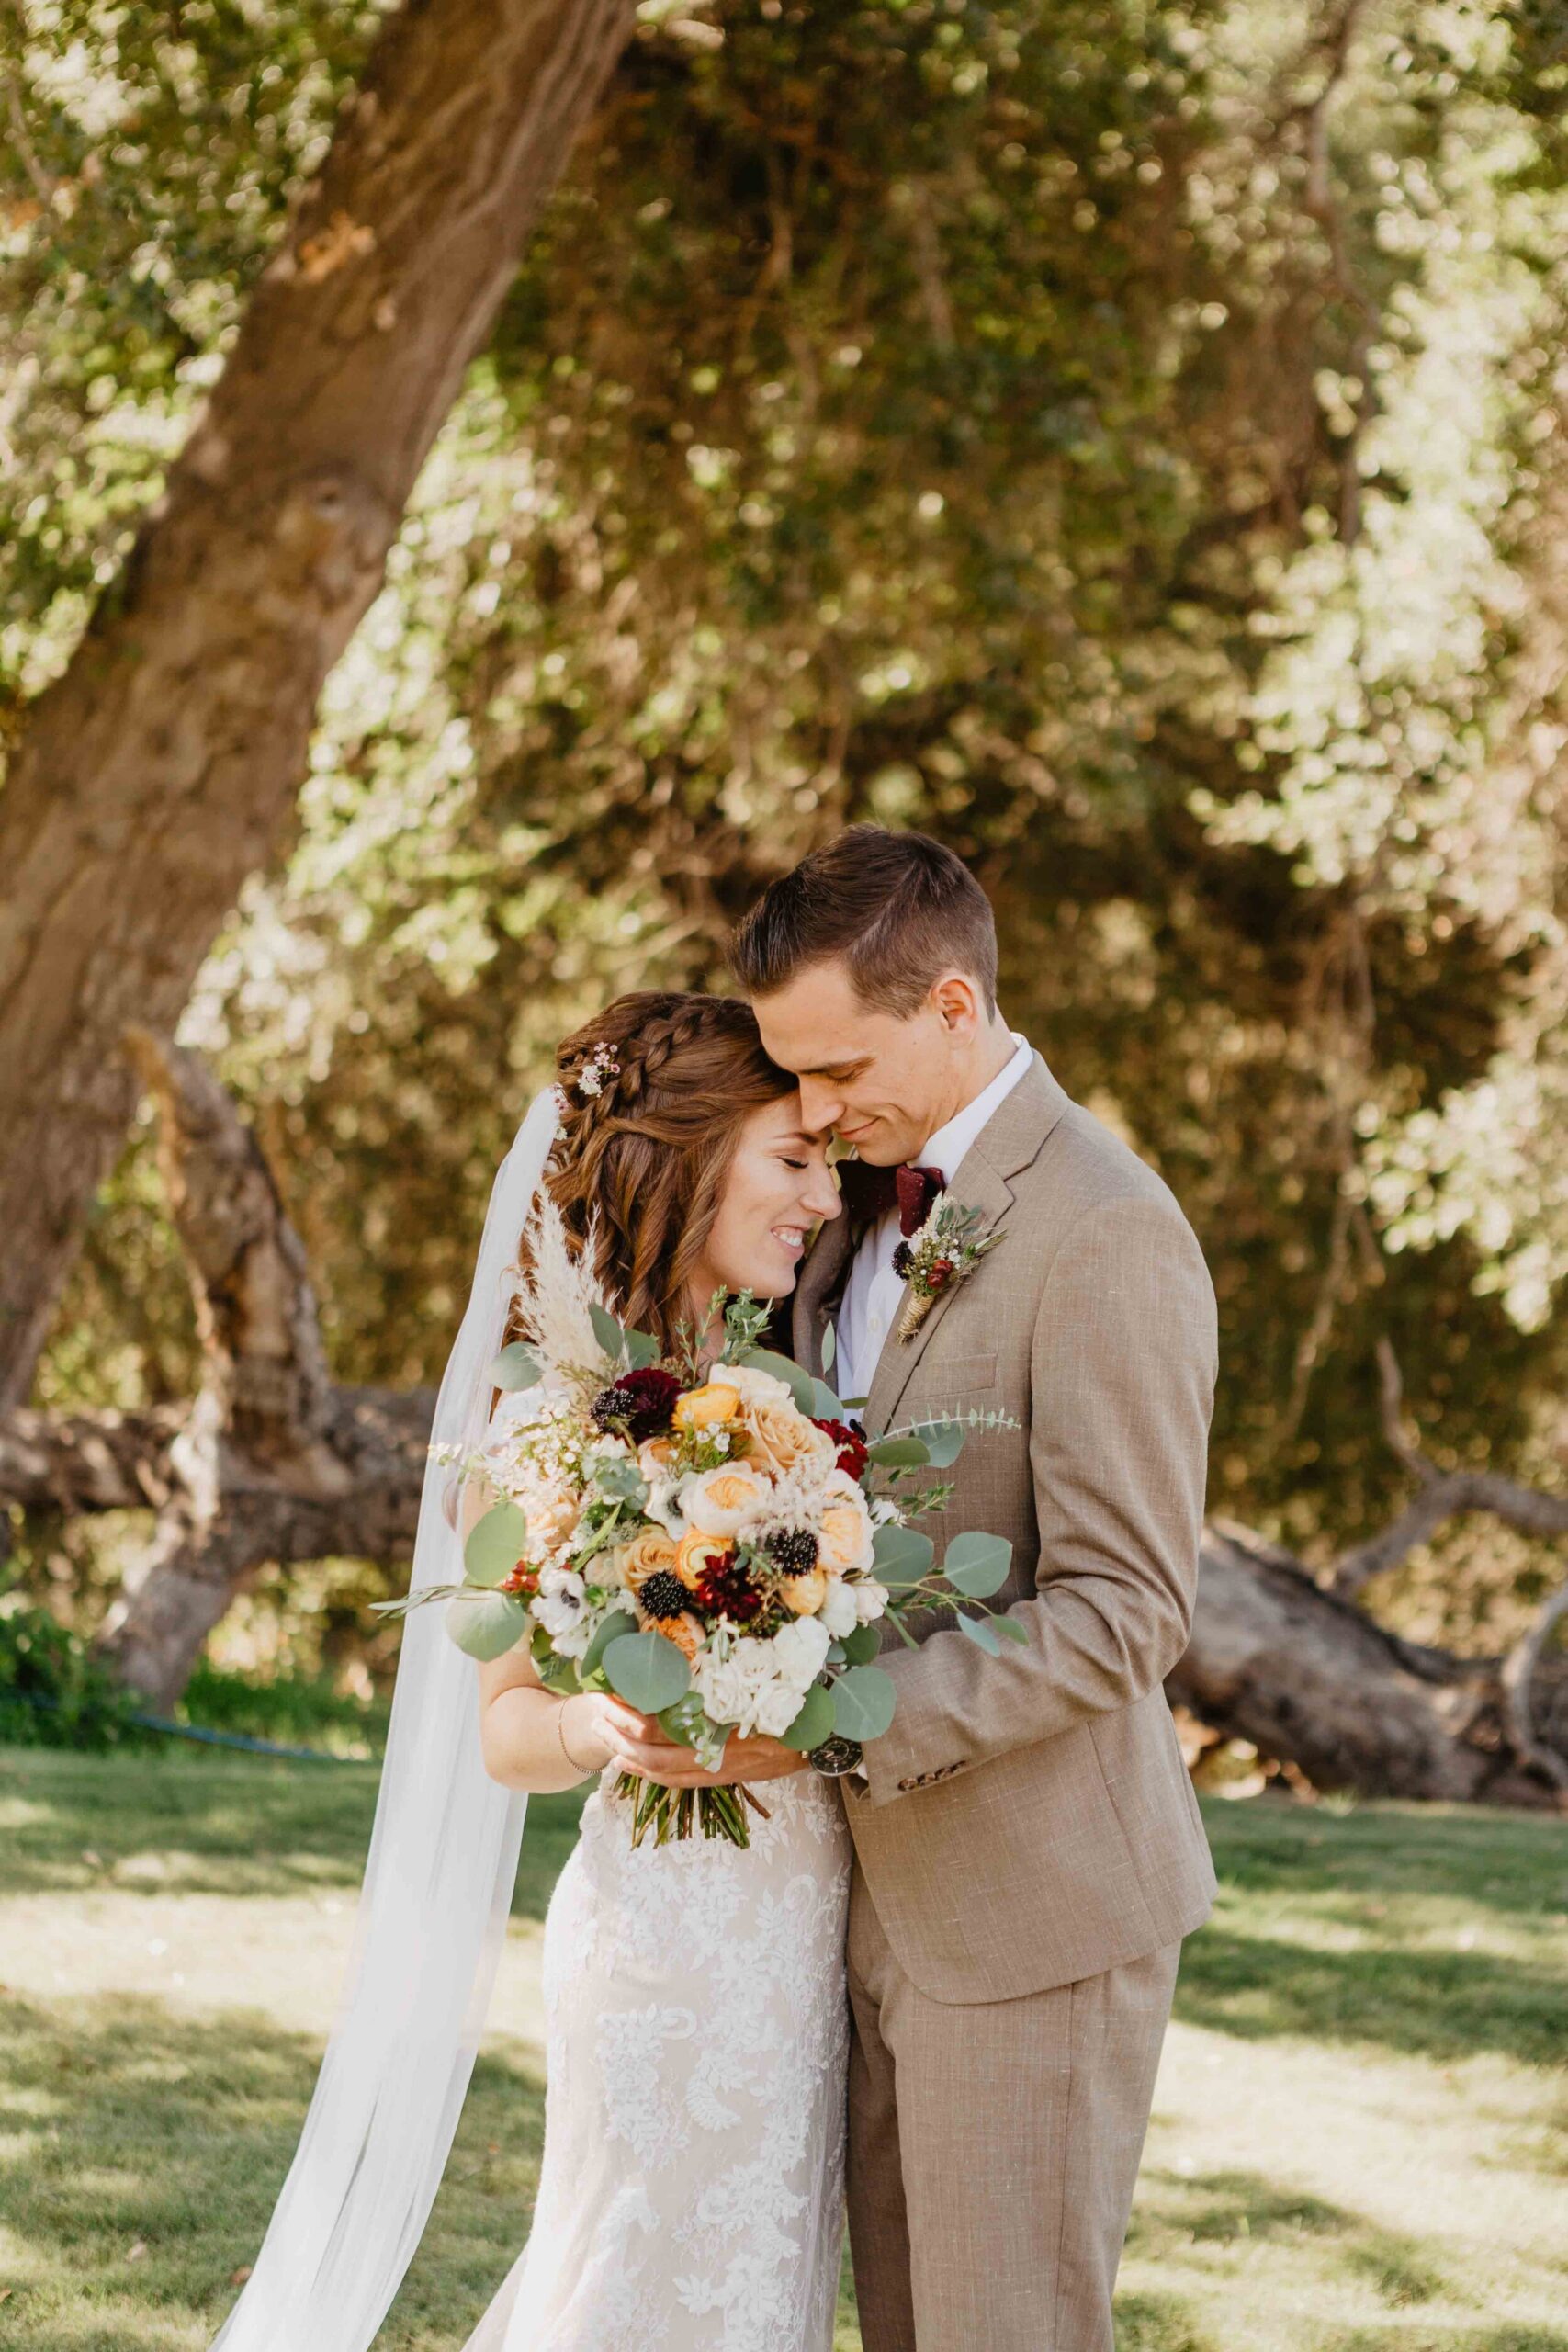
(575, 1041), (621, 1099)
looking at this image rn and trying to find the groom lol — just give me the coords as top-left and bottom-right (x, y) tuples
(732, 827), (1218, 2352)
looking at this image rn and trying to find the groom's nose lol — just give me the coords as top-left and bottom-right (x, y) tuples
(797, 1077), (842, 1132)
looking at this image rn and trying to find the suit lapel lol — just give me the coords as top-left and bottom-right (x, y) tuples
(863, 1054), (1069, 1434)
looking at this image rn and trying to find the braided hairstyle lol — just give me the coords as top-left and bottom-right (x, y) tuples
(507, 992), (798, 1354)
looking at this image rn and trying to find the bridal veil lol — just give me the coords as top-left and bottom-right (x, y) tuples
(209, 1086), (559, 2352)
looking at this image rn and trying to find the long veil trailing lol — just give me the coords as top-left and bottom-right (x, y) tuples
(210, 1086), (562, 2352)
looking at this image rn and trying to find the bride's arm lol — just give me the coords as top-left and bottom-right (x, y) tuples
(461, 1471), (619, 1793)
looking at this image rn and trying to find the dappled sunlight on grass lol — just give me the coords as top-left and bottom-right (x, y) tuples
(2, 1751), (1565, 2351)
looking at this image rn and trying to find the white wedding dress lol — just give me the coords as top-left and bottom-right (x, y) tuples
(456, 1389), (852, 2352)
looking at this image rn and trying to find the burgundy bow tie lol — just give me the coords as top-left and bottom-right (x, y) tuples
(837, 1158), (944, 1237)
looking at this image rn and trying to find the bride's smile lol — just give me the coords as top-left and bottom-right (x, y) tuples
(681, 1094), (840, 1316)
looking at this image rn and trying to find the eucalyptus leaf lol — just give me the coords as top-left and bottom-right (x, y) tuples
(463, 1498), (528, 1588)
(942, 1531), (1013, 1598)
(590, 1302), (625, 1360)
(581, 1607), (638, 1679)
(872, 1523), (934, 1587)
(779, 1680), (837, 1752)
(839, 1621), (883, 1665)
(737, 1346), (818, 1415)
(955, 1610), (1003, 1656)
(602, 1628), (691, 1713)
(592, 1453), (649, 1507)
(909, 1419), (966, 1467)
(991, 1617), (1031, 1645)
(830, 1664), (897, 1742)
(625, 1327), (661, 1369)
(866, 1435), (931, 1469)
(488, 1341), (543, 1392)
(536, 1648), (583, 1695)
(659, 1691), (726, 1770)
(820, 1320), (836, 1374)
(445, 1590), (530, 1662)
(810, 1377), (847, 1421)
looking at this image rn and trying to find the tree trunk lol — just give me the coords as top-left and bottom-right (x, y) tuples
(0, 0), (635, 1410)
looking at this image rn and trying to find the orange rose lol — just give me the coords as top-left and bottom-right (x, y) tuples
(818, 1495), (874, 1573)
(672, 1382), (741, 1431)
(780, 1566), (829, 1616)
(653, 1610), (705, 1661)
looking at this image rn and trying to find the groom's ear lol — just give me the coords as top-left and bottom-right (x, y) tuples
(930, 971), (988, 1035)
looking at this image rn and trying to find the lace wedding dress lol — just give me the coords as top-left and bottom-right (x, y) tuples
(457, 1695), (852, 2352)
(451, 1361), (853, 2352)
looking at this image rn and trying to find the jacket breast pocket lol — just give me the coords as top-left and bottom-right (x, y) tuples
(920, 1349), (998, 1397)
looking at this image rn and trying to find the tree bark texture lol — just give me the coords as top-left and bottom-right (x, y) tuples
(0, 0), (636, 1410)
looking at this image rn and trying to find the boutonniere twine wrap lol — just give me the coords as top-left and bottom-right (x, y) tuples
(891, 1193), (1005, 1340)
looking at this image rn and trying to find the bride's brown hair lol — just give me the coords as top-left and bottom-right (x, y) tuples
(505, 992), (798, 1354)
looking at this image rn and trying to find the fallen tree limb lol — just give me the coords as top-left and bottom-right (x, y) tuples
(1171, 1521), (1568, 1811)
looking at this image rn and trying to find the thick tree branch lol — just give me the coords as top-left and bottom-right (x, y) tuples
(1332, 1339), (1568, 1595)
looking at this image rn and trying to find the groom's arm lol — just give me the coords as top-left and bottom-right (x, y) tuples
(857, 1191), (1216, 1806)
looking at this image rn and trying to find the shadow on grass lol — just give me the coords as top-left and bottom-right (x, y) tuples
(0, 1987), (546, 2352)
(1317, 2332), (1568, 2351)
(0, 1747), (587, 1921)
(1130, 2165), (1454, 2312)
(1113, 2287), (1221, 2349)
(1199, 1799), (1568, 1928)
(1176, 1926), (1567, 2069)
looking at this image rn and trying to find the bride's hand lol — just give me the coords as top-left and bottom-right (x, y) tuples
(603, 1698), (809, 1788)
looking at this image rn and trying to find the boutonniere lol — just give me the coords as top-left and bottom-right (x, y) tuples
(891, 1193), (1005, 1340)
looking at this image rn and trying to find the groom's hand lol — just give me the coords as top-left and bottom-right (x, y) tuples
(602, 1699), (808, 1787)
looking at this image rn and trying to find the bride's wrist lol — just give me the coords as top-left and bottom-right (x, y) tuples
(558, 1694), (608, 1780)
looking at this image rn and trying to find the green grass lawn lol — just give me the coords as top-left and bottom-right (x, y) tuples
(2, 1747), (1566, 2352)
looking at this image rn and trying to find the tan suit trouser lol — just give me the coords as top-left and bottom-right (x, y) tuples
(846, 1869), (1179, 2352)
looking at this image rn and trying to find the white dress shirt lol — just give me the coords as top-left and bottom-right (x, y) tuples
(833, 1031), (1034, 1404)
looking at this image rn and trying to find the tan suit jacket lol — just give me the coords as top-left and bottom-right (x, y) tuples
(793, 1053), (1217, 2004)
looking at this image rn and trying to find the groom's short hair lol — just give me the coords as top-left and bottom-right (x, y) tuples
(730, 825), (998, 1017)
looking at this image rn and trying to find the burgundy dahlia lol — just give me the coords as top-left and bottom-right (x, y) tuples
(811, 1416), (869, 1481)
(591, 1367), (682, 1439)
(693, 1546), (764, 1622)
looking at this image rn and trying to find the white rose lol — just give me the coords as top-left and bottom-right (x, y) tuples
(818, 1578), (859, 1639)
(753, 1679), (807, 1738)
(772, 1614), (831, 1688)
(723, 1362), (797, 1409)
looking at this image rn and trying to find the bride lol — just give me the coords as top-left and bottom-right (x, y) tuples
(210, 990), (852, 2352)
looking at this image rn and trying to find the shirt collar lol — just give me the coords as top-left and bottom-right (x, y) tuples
(919, 1030), (1033, 1187)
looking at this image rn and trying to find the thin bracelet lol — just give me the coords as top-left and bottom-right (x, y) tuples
(557, 1698), (596, 1781)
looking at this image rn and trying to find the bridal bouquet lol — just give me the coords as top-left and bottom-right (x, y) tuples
(377, 1204), (1021, 1846)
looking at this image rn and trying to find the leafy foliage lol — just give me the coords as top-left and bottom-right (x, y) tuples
(0, 1591), (147, 1748)
(5, 0), (1566, 1672)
